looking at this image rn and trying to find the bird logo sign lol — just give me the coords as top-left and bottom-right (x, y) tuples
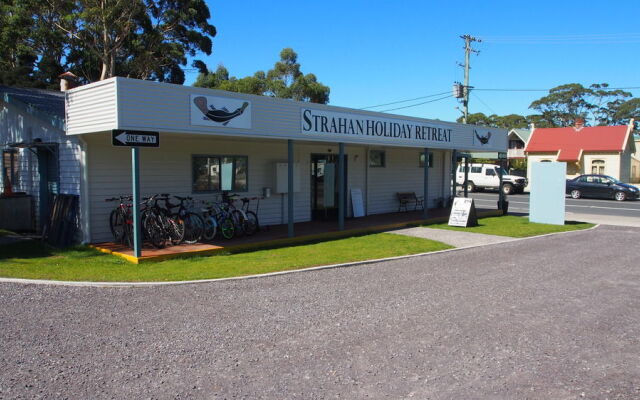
(474, 129), (492, 145)
(190, 94), (252, 129)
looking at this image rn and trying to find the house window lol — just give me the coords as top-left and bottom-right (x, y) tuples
(509, 140), (523, 149)
(591, 160), (605, 175)
(2, 149), (19, 189)
(192, 155), (248, 192)
(418, 152), (433, 168)
(369, 150), (385, 167)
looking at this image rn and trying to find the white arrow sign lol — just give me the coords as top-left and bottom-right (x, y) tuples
(112, 130), (160, 147)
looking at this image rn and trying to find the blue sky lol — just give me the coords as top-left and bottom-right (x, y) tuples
(188, 0), (640, 123)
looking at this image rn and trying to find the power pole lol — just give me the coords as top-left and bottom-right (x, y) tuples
(460, 34), (481, 124)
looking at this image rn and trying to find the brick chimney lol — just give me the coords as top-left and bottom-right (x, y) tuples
(58, 72), (78, 91)
(574, 117), (585, 131)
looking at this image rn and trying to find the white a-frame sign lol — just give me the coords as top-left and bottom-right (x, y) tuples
(448, 197), (478, 227)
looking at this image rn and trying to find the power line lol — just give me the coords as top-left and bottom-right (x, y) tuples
(480, 33), (640, 44)
(482, 33), (640, 39)
(380, 94), (453, 113)
(360, 91), (450, 110)
(471, 92), (497, 115)
(474, 86), (640, 92)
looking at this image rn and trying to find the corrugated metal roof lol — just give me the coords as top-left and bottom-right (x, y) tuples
(525, 125), (629, 161)
(509, 128), (531, 142)
(0, 85), (65, 118)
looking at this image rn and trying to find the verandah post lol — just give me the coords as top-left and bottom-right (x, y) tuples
(338, 143), (345, 231)
(423, 148), (429, 219)
(131, 147), (142, 258)
(288, 139), (294, 238)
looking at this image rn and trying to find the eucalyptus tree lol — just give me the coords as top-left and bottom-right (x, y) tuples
(0, 0), (216, 86)
(194, 48), (330, 104)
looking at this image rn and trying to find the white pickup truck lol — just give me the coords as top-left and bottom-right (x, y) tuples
(456, 163), (527, 195)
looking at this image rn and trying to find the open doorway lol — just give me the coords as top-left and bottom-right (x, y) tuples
(311, 153), (347, 220)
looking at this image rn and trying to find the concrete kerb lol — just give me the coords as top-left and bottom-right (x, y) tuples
(0, 224), (600, 288)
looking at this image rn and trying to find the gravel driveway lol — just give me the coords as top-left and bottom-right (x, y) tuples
(1, 225), (639, 399)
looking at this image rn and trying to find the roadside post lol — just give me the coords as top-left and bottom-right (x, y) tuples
(497, 152), (507, 213)
(112, 129), (160, 258)
(463, 156), (469, 198)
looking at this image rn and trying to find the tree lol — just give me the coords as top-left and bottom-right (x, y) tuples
(528, 83), (632, 127)
(456, 112), (494, 126)
(0, 0), (216, 87)
(613, 98), (640, 128)
(194, 65), (267, 95)
(529, 83), (594, 127)
(194, 48), (330, 104)
(0, 0), (68, 89)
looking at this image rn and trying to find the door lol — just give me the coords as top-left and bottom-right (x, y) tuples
(36, 145), (59, 230)
(311, 154), (347, 220)
(595, 176), (615, 198)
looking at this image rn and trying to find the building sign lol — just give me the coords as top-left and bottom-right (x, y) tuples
(190, 94), (252, 129)
(301, 108), (455, 145)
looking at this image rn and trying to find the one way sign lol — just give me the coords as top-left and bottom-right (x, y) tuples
(112, 130), (160, 148)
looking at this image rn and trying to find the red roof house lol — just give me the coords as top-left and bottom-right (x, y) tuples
(525, 120), (636, 182)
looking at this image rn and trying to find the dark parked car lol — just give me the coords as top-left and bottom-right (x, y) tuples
(566, 174), (640, 201)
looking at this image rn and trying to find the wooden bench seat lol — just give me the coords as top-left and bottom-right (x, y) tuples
(397, 192), (424, 212)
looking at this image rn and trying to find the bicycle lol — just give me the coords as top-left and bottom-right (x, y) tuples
(142, 194), (185, 248)
(106, 195), (133, 247)
(238, 196), (260, 236)
(200, 200), (235, 240)
(166, 195), (205, 244)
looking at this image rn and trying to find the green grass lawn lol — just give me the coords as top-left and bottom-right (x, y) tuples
(0, 233), (452, 282)
(427, 215), (593, 237)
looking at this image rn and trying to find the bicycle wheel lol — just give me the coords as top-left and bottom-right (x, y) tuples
(202, 215), (217, 241)
(122, 214), (133, 248)
(244, 211), (259, 236)
(218, 217), (235, 240)
(109, 209), (125, 243)
(166, 215), (185, 245)
(231, 209), (247, 237)
(182, 212), (204, 244)
(143, 213), (165, 249)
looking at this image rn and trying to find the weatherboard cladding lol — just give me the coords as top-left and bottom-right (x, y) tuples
(83, 131), (447, 243)
(83, 134), (372, 242)
(65, 79), (117, 135)
(66, 77), (506, 152)
(0, 95), (81, 228)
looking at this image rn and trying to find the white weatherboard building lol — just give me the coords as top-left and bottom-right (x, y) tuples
(65, 77), (507, 243)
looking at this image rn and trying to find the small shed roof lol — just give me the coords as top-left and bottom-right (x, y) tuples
(0, 85), (65, 118)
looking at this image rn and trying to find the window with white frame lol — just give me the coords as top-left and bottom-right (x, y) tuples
(591, 160), (605, 174)
(192, 155), (248, 192)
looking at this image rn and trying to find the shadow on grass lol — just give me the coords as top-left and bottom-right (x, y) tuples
(0, 240), (109, 261)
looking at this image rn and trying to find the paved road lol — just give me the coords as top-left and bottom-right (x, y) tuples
(2, 225), (639, 399)
(469, 191), (640, 225)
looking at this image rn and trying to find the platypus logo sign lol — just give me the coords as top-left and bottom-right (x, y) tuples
(190, 94), (252, 129)
(474, 129), (492, 145)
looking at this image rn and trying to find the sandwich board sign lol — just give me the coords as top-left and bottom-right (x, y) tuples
(350, 188), (364, 218)
(448, 197), (478, 227)
(112, 130), (160, 148)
